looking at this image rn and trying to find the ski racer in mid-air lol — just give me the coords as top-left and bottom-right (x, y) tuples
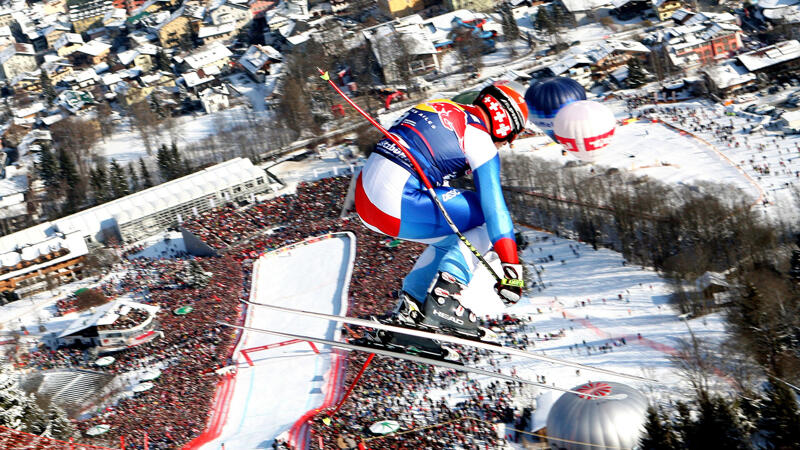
(355, 80), (527, 340)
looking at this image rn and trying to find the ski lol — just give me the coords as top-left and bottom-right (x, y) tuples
(240, 299), (655, 382)
(217, 321), (607, 398)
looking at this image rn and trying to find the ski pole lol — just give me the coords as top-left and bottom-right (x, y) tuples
(318, 68), (505, 284)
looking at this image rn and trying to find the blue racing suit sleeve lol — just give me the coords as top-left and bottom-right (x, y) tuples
(472, 154), (518, 263)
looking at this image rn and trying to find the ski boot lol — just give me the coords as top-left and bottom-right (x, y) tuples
(386, 272), (498, 342)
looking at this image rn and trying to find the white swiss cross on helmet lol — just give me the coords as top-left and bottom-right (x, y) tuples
(474, 81), (529, 143)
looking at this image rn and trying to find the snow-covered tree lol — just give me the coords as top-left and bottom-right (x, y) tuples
(0, 361), (76, 439)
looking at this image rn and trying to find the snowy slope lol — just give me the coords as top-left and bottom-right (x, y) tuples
(204, 235), (352, 449)
(457, 228), (728, 404)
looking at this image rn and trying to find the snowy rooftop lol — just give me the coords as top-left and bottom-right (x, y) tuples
(183, 42), (233, 70)
(137, 43), (159, 56)
(0, 166), (27, 199)
(53, 32), (83, 50)
(0, 230), (87, 282)
(183, 68), (219, 87)
(52, 157), (264, 239)
(117, 48), (139, 66)
(758, 0), (798, 8)
(737, 39), (800, 71)
(702, 62), (755, 89)
(58, 298), (160, 338)
(77, 40), (111, 56)
(582, 40), (650, 63)
(547, 55), (592, 76)
(13, 102), (45, 118)
(560, 0), (612, 12)
(238, 44), (281, 75)
(197, 22), (235, 39)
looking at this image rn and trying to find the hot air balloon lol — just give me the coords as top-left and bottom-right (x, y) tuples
(553, 100), (616, 161)
(524, 77), (587, 137)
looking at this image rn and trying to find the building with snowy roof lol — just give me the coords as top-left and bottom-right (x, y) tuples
(364, 20), (440, 84)
(181, 41), (233, 72)
(0, 226), (88, 299)
(736, 40), (800, 77)
(0, 43), (36, 82)
(55, 298), (162, 351)
(535, 54), (593, 87)
(557, 0), (613, 24)
(238, 44), (281, 80)
(54, 32), (85, 57)
(0, 158), (270, 299)
(702, 62), (755, 98)
(779, 110), (800, 130)
(197, 22), (236, 45)
(655, 12), (742, 70)
(74, 39), (111, 66)
(652, 0), (682, 20)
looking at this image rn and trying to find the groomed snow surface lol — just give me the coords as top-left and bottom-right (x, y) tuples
(203, 235), (352, 449)
(199, 227), (727, 448)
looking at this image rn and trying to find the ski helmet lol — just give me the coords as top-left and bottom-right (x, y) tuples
(474, 80), (529, 143)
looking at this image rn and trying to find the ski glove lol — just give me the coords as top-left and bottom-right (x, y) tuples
(495, 263), (524, 305)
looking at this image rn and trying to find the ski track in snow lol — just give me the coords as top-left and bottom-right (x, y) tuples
(203, 235), (351, 449)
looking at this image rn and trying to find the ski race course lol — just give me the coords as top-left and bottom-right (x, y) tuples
(202, 234), (354, 449)
(192, 227), (726, 448)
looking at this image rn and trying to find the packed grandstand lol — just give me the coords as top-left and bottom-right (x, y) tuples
(4, 176), (535, 449)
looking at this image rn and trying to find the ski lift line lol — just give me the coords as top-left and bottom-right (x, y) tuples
(237, 300), (656, 382)
(317, 68), (504, 285)
(216, 320), (609, 398)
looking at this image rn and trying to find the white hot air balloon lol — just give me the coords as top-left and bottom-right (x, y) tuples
(553, 100), (616, 161)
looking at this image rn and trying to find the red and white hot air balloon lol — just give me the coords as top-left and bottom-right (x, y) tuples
(553, 100), (616, 161)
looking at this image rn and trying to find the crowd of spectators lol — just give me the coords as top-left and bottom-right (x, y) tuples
(21, 256), (245, 448)
(95, 308), (149, 331)
(19, 175), (535, 449)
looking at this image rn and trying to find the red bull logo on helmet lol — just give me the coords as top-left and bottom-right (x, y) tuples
(430, 101), (468, 151)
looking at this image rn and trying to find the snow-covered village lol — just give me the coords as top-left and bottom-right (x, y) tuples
(0, 0), (800, 446)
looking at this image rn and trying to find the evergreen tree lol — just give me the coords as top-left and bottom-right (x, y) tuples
(535, 7), (558, 41)
(36, 143), (60, 188)
(789, 242), (800, 283)
(139, 158), (153, 188)
(759, 381), (800, 449)
(56, 149), (82, 214)
(40, 71), (56, 105)
(499, 4), (520, 42)
(551, 3), (568, 28)
(149, 94), (166, 119)
(108, 159), (130, 199)
(627, 57), (647, 87)
(40, 404), (76, 440)
(534, 7), (552, 32)
(89, 165), (110, 204)
(0, 361), (75, 439)
(127, 162), (140, 192)
(156, 49), (171, 72)
(686, 395), (750, 450)
(170, 142), (183, 177)
(640, 405), (680, 450)
(157, 144), (173, 181)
